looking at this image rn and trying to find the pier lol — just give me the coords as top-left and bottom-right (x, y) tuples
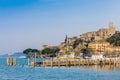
(28, 57), (120, 67)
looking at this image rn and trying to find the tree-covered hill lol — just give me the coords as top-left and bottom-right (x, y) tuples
(106, 32), (120, 46)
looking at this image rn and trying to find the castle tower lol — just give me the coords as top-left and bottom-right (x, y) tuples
(109, 22), (114, 29)
(108, 22), (116, 36)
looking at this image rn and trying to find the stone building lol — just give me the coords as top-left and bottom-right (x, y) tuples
(105, 46), (120, 55)
(88, 41), (120, 55)
(88, 41), (110, 54)
(58, 36), (78, 55)
(80, 22), (116, 41)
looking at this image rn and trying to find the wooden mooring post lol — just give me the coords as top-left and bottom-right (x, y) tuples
(28, 57), (30, 66)
(6, 57), (16, 66)
(51, 58), (53, 67)
(28, 53), (37, 67)
(13, 58), (16, 66)
(58, 60), (60, 67)
(43, 58), (45, 67)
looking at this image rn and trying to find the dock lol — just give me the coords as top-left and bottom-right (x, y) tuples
(28, 57), (120, 67)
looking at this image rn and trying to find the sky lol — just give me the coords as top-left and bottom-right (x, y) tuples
(0, 0), (120, 55)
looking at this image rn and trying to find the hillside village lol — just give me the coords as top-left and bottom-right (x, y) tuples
(41, 22), (120, 58)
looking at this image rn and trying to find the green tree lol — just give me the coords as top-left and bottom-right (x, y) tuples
(81, 48), (91, 58)
(107, 32), (120, 46)
(73, 39), (83, 49)
(23, 48), (40, 57)
(23, 48), (33, 54)
(64, 49), (70, 55)
(91, 37), (95, 41)
(41, 48), (60, 55)
(32, 49), (39, 53)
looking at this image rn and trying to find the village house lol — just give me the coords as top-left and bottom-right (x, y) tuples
(88, 41), (110, 54)
(88, 41), (120, 56)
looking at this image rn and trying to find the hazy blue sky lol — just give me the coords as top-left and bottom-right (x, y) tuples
(0, 0), (120, 54)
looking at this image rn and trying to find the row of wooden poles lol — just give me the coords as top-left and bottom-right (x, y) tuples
(6, 53), (37, 67)
(6, 57), (16, 66)
(29, 58), (120, 67)
(6, 57), (33, 67)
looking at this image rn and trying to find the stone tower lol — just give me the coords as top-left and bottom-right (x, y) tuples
(108, 22), (116, 36)
(109, 22), (114, 29)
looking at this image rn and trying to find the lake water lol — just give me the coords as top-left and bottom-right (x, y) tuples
(0, 58), (120, 80)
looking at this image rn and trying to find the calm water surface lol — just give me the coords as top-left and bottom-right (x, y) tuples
(0, 58), (120, 80)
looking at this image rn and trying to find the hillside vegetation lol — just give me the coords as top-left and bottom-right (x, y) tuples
(107, 32), (120, 46)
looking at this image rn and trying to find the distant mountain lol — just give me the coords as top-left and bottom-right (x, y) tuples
(10, 52), (27, 58)
(0, 52), (27, 58)
(0, 54), (9, 58)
